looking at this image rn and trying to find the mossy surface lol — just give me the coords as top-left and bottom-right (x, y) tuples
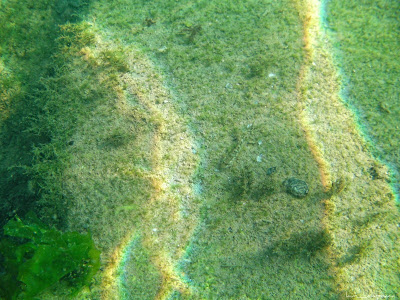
(325, 0), (400, 195)
(0, 0), (91, 227)
(0, 1), (164, 298)
(296, 0), (400, 297)
(0, 0), (60, 227)
(1, 0), (400, 298)
(90, 0), (337, 298)
(118, 236), (161, 300)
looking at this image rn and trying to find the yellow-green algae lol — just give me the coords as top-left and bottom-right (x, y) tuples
(0, 0), (399, 299)
(296, 0), (400, 297)
(325, 0), (400, 199)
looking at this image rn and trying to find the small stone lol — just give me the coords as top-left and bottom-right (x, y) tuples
(256, 155), (262, 162)
(283, 177), (309, 198)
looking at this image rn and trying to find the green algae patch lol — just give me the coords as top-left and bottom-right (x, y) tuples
(0, 0), (93, 227)
(0, 212), (100, 299)
(0, 0), (62, 227)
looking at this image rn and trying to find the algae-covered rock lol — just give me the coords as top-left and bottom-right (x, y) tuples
(283, 177), (309, 198)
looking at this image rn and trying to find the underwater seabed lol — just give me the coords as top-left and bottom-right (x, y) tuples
(321, 0), (400, 204)
(0, 0), (399, 299)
